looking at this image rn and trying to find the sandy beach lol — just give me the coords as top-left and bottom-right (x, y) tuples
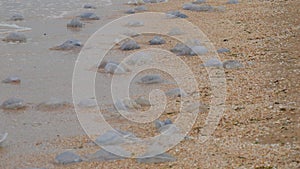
(0, 0), (299, 168)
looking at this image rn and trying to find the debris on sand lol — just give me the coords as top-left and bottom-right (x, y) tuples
(135, 96), (151, 106)
(50, 39), (82, 51)
(192, 0), (206, 4)
(1, 98), (25, 110)
(83, 4), (97, 9)
(78, 12), (99, 20)
(37, 98), (70, 111)
(10, 14), (24, 21)
(217, 48), (230, 53)
(168, 27), (184, 36)
(95, 130), (137, 146)
(139, 74), (164, 84)
(165, 88), (187, 97)
(166, 11), (188, 18)
(171, 43), (192, 55)
(183, 3), (214, 12)
(202, 58), (223, 67)
(126, 52), (152, 66)
(3, 32), (26, 43)
(55, 151), (82, 165)
(227, 0), (238, 4)
(85, 149), (125, 162)
(67, 18), (83, 28)
(126, 20), (144, 27)
(104, 62), (127, 74)
(137, 153), (176, 163)
(154, 119), (172, 130)
(223, 60), (243, 69)
(171, 43), (208, 56)
(78, 98), (97, 108)
(0, 133), (8, 146)
(125, 6), (148, 14)
(149, 36), (166, 45)
(120, 40), (140, 50)
(2, 76), (21, 84)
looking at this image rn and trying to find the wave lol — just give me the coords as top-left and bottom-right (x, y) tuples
(0, 23), (32, 34)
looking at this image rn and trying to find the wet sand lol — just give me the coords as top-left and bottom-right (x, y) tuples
(0, 0), (299, 168)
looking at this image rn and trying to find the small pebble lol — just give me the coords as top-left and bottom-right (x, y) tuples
(279, 105), (287, 111)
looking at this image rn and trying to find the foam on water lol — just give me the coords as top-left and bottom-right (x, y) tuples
(0, 0), (112, 20)
(0, 23), (31, 34)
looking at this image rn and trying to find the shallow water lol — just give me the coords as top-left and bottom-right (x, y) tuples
(0, 0), (129, 163)
(0, 0), (112, 20)
(0, 0), (127, 103)
(0, 1), (202, 167)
